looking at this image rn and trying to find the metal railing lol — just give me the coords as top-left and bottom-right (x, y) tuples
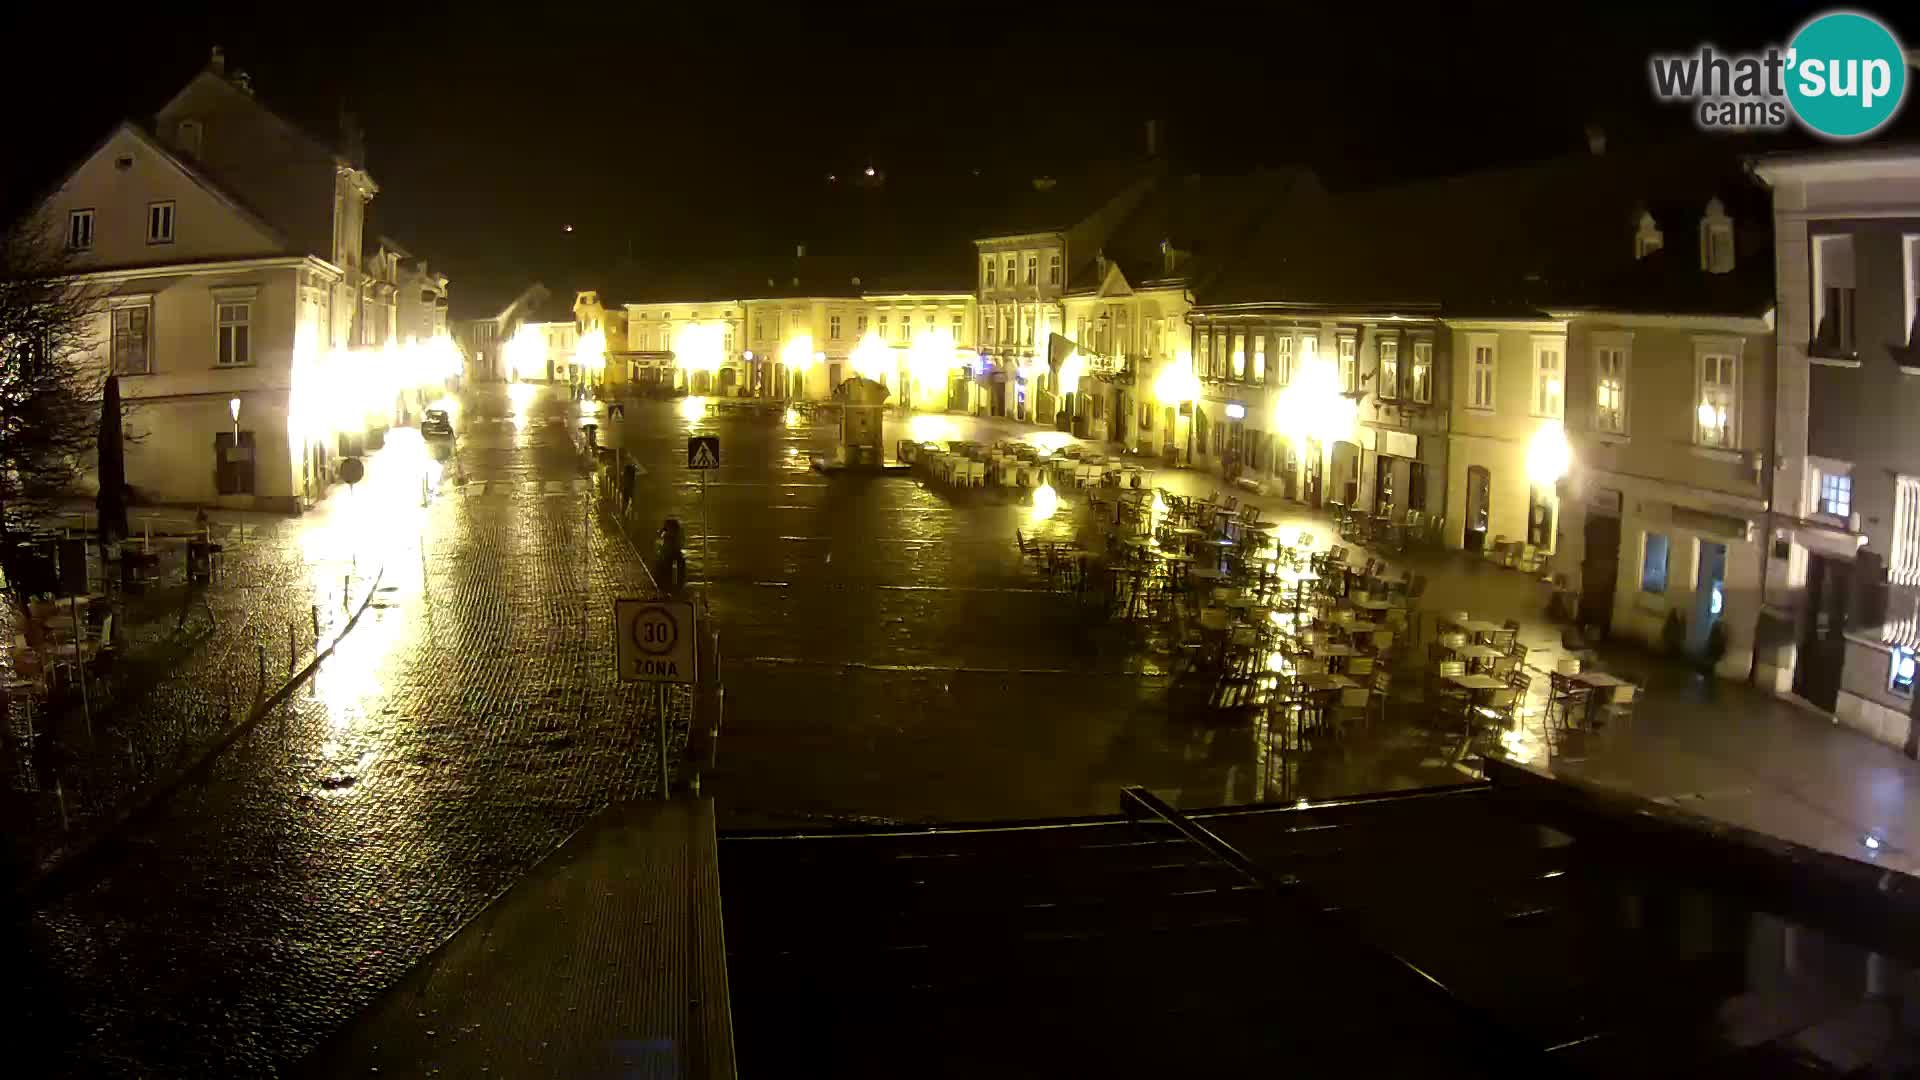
(1118, 785), (1557, 1074)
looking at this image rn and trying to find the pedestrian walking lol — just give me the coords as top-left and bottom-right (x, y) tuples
(654, 518), (688, 594)
(621, 461), (637, 515)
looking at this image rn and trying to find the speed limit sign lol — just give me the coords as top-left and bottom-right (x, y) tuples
(614, 598), (696, 683)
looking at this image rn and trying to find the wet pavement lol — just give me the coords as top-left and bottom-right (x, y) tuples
(12, 385), (1920, 1075)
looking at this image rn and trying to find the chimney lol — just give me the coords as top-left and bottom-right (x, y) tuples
(208, 46), (226, 76)
(796, 243), (806, 258)
(233, 71), (253, 96)
(1146, 118), (1159, 158)
(1585, 124), (1607, 156)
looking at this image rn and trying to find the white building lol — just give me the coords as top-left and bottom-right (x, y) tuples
(29, 48), (380, 511)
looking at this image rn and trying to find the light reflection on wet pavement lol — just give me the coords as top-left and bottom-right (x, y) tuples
(13, 386), (1472, 1075)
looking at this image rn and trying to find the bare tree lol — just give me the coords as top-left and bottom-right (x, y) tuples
(0, 213), (107, 594)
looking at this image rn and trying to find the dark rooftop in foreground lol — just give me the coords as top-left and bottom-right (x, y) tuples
(304, 762), (1920, 1078)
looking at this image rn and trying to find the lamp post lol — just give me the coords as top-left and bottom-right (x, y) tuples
(228, 396), (240, 444)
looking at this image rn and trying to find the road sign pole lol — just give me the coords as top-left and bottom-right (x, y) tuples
(657, 682), (669, 799)
(700, 469), (708, 589)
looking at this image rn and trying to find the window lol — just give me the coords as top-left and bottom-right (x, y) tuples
(215, 431), (256, 496)
(1377, 337), (1400, 400)
(1893, 649), (1917, 696)
(111, 305), (151, 374)
(1531, 337), (1564, 418)
(1000, 305), (1013, 343)
(217, 301), (251, 366)
(982, 309), (994, 343)
(1026, 255), (1038, 285)
(878, 315), (889, 340)
(1819, 471), (1852, 519)
(1696, 350), (1737, 447)
(1197, 328), (1213, 379)
(1022, 308), (1034, 346)
(826, 314), (841, 341)
(1896, 476), (1920, 585)
(1274, 334), (1295, 387)
(952, 313), (963, 340)
(147, 201), (175, 244)
(1230, 332), (1246, 380)
(1252, 335), (1266, 384)
(67, 209), (94, 251)
(901, 316), (914, 343)
(1337, 333), (1357, 393)
(1003, 256), (1016, 286)
(1812, 234), (1856, 358)
(1047, 253), (1061, 285)
(1408, 339), (1432, 403)
(857, 314), (869, 336)
(1595, 344), (1627, 433)
(984, 258), (996, 290)
(1468, 335), (1496, 410)
(1640, 532), (1671, 594)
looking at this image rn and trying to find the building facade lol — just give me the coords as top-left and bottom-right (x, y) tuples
(33, 49), (385, 511)
(452, 282), (549, 382)
(1754, 148), (1920, 752)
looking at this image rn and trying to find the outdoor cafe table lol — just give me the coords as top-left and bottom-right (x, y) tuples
(1299, 672), (1358, 692)
(1573, 670), (1629, 690)
(1352, 597), (1397, 612)
(1445, 673), (1507, 691)
(1457, 618), (1506, 639)
(1454, 643), (1503, 670)
(1187, 567), (1227, 585)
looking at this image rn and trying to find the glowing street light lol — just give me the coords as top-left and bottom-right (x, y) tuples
(1526, 421), (1573, 487)
(849, 331), (892, 384)
(1154, 349), (1202, 465)
(228, 396), (241, 446)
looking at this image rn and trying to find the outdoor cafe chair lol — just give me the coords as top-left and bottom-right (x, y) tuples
(1548, 671), (1592, 730)
(1596, 682), (1638, 727)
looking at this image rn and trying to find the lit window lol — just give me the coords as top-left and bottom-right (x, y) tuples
(1337, 333), (1357, 393)
(982, 309), (993, 342)
(1377, 337), (1399, 400)
(952, 313), (963, 340)
(1819, 471), (1852, 518)
(1252, 335), (1266, 384)
(1893, 476), (1920, 585)
(1532, 338), (1564, 418)
(217, 301), (251, 366)
(1696, 352), (1736, 447)
(1640, 532), (1670, 594)
(1231, 332), (1246, 380)
(1047, 253), (1061, 286)
(1004, 256), (1016, 286)
(1595, 345), (1627, 433)
(1409, 339), (1432, 403)
(1026, 255), (1038, 285)
(984, 258), (996, 290)
(1893, 649), (1916, 696)
(857, 314), (868, 336)
(1197, 328), (1212, 378)
(110, 304), (150, 374)
(1469, 336), (1496, 410)
(902, 315), (914, 343)
(1273, 335), (1295, 387)
(829, 314), (841, 341)
(147, 201), (175, 244)
(878, 315), (888, 339)
(68, 209), (94, 251)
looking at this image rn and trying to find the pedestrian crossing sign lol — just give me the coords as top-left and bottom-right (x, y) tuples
(687, 436), (720, 469)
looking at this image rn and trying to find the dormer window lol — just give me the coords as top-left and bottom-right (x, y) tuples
(1700, 198), (1734, 274)
(1634, 211), (1664, 259)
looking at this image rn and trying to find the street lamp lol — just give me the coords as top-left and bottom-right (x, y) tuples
(228, 396), (240, 443)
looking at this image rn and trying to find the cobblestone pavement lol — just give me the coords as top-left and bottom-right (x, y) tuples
(18, 386), (1920, 1075)
(918, 409), (1920, 876)
(13, 388), (678, 1077)
(2, 485), (387, 889)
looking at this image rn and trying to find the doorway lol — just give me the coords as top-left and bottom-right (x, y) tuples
(1374, 456), (1396, 518)
(1795, 554), (1852, 711)
(1408, 461), (1428, 517)
(1579, 511), (1622, 634)
(1465, 466), (1491, 552)
(1527, 486), (1555, 549)
(1304, 438), (1324, 509)
(1689, 541), (1729, 654)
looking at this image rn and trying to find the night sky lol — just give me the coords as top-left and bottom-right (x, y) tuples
(3, 2), (1912, 310)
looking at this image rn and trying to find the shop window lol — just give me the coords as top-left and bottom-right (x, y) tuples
(1892, 648), (1916, 696)
(1640, 532), (1670, 594)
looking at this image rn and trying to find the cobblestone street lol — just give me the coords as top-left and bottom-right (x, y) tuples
(14, 386), (1920, 1075)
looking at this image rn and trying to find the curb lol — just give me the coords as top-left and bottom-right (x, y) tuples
(11, 564), (387, 909)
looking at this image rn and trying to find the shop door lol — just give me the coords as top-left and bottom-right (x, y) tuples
(1465, 466), (1491, 552)
(1794, 554), (1851, 711)
(1578, 514), (1621, 633)
(1374, 456), (1395, 518)
(1408, 461), (1428, 516)
(1305, 439), (1324, 509)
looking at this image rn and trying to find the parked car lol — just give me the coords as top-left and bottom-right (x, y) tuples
(421, 409), (454, 438)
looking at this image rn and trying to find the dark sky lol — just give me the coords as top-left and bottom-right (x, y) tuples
(3, 1), (1912, 308)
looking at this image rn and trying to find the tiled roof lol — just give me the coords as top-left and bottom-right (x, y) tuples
(1198, 142), (1773, 319)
